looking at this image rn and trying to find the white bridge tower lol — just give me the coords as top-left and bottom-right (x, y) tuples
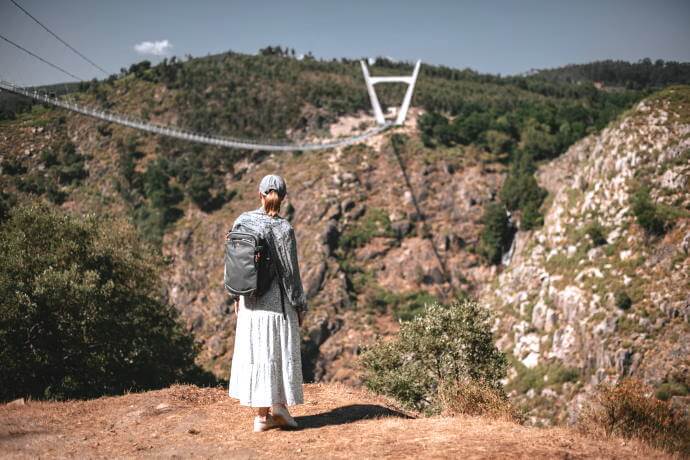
(360, 59), (421, 126)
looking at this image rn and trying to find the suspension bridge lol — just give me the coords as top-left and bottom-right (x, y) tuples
(0, 3), (421, 152)
(0, 57), (420, 151)
(1, 0), (421, 150)
(1, 79), (400, 152)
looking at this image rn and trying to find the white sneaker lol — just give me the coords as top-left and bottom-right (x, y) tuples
(271, 405), (298, 428)
(253, 414), (277, 432)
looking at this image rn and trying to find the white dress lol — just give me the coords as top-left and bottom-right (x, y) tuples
(227, 207), (306, 407)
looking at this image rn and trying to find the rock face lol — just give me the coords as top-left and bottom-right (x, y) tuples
(482, 89), (690, 425)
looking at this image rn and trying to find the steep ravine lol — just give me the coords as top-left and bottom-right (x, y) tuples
(161, 109), (506, 382)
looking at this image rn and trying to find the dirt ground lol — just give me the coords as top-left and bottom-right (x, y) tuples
(0, 383), (667, 459)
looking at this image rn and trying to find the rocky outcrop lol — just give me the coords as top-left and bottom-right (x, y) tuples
(483, 89), (690, 425)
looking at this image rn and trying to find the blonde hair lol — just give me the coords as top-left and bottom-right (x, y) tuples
(262, 190), (283, 217)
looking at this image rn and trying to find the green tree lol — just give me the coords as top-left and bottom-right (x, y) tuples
(630, 185), (666, 236)
(453, 111), (491, 145)
(499, 173), (547, 213)
(519, 118), (558, 160)
(484, 129), (514, 154)
(499, 150), (547, 230)
(0, 202), (213, 401)
(478, 202), (514, 265)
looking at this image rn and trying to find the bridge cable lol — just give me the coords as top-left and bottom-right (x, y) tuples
(0, 80), (391, 151)
(0, 32), (84, 81)
(8, 0), (111, 76)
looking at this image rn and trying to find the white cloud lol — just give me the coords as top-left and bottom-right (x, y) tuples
(134, 39), (172, 56)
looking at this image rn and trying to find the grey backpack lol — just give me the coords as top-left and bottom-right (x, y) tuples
(224, 229), (286, 318)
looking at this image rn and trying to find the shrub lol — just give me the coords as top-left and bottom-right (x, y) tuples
(0, 202), (213, 401)
(478, 203), (515, 265)
(578, 378), (690, 455)
(417, 112), (452, 147)
(484, 129), (514, 155)
(499, 151), (547, 230)
(655, 380), (689, 402)
(360, 298), (508, 415)
(185, 172), (234, 212)
(365, 287), (438, 321)
(0, 191), (16, 223)
(339, 208), (395, 250)
(585, 221), (607, 246)
(630, 185), (666, 236)
(55, 142), (87, 185)
(520, 200), (544, 231)
(1, 156), (27, 175)
(507, 361), (580, 394)
(615, 290), (633, 310)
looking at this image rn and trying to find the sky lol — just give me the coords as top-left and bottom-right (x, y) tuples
(1, 0), (689, 86)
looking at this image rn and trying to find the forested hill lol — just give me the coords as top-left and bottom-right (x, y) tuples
(2, 50), (654, 144)
(532, 58), (690, 90)
(1, 50), (666, 245)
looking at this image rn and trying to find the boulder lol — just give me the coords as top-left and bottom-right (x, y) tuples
(660, 168), (687, 191)
(550, 325), (577, 361)
(522, 352), (540, 369)
(350, 204), (366, 220)
(544, 309), (558, 333)
(531, 299), (548, 330)
(391, 220), (412, 239)
(304, 261), (327, 299)
(555, 286), (586, 323)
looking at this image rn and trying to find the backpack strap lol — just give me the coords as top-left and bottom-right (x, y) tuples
(266, 219), (287, 320)
(278, 278), (286, 320)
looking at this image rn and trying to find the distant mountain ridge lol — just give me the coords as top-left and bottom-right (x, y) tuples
(532, 58), (690, 90)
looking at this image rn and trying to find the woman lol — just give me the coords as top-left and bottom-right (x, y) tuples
(227, 174), (308, 432)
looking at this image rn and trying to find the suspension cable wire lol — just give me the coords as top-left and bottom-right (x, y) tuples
(0, 32), (84, 81)
(8, 0), (110, 76)
(0, 26), (394, 150)
(0, 80), (391, 151)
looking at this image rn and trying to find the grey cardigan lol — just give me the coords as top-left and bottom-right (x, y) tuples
(228, 207), (308, 313)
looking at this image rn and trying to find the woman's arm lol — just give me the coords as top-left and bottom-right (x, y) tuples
(271, 222), (308, 314)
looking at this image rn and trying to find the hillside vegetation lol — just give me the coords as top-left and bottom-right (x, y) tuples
(533, 58), (690, 90)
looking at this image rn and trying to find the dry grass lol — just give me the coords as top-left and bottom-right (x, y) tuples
(438, 379), (524, 424)
(0, 382), (671, 459)
(166, 384), (227, 406)
(578, 378), (690, 457)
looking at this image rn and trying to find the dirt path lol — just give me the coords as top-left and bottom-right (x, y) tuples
(0, 383), (666, 459)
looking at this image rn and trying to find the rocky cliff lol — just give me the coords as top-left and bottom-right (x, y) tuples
(483, 86), (690, 425)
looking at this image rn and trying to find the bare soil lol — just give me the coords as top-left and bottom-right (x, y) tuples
(0, 383), (667, 459)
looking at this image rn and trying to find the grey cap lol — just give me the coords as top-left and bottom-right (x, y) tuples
(259, 174), (287, 198)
